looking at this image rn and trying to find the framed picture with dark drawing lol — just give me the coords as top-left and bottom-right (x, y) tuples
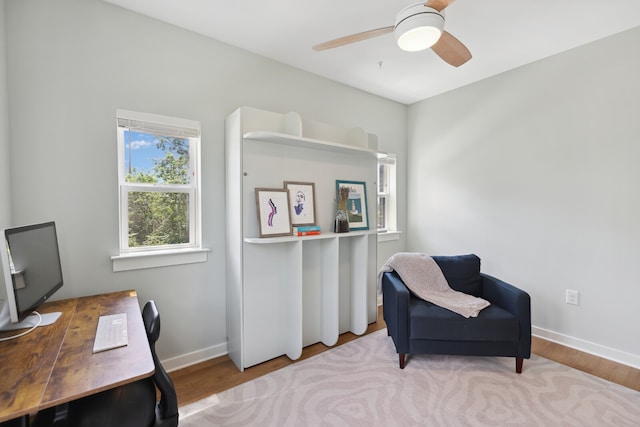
(255, 188), (292, 237)
(335, 180), (369, 231)
(284, 181), (317, 226)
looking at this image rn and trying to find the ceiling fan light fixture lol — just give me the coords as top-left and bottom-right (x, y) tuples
(394, 4), (444, 52)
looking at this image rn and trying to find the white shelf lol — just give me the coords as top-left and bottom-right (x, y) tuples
(244, 230), (376, 244)
(244, 131), (388, 158)
(226, 107), (378, 372)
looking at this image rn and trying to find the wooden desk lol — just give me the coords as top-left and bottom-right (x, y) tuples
(0, 290), (155, 423)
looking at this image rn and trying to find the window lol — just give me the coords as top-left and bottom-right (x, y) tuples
(377, 155), (397, 232)
(116, 110), (202, 256)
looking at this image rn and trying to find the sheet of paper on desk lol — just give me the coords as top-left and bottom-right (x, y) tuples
(92, 313), (128, 353)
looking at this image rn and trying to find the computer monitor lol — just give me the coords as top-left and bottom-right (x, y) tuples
(0, 221), (63, 331)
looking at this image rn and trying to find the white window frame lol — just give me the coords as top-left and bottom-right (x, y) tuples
(378, 155), (400, 241)
(111, 109), (207, 271)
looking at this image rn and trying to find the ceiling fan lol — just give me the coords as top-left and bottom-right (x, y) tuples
(312, 0), (471, 67)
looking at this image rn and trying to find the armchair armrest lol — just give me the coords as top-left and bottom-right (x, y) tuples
(381, 271), (410, 353)
(481, 273), (531, 358)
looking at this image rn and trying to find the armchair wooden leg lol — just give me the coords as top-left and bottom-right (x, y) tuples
(399, 354), (406, 369)
(516, 357), (523, 374)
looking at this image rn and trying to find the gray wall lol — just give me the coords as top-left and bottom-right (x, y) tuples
(6, 0), (638, 368)
(407, 27), (640, 364)
(3, 0), (406, 362)
(0, 0), (10, 229)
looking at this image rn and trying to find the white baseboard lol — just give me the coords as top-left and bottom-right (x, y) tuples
(161, 330), (640, 373)
(533, 326), (640, 370)
(161, 342), (228, 373)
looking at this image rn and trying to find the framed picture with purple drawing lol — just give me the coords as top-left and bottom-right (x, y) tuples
(284, 181), (316, 226)
(255, 188), (292, 237)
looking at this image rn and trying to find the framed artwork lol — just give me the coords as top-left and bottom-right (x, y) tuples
(335, 180), (369, 231)
(284, 181), (317, 226)
(255, 188), (292, 237)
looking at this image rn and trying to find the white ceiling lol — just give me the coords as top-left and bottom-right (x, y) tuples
(104, 0), (640, 105)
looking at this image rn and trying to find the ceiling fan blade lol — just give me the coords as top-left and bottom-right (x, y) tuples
(431, 31), (471, 67)
(312, 26), (394, 51)
(425, 0), (455, 12)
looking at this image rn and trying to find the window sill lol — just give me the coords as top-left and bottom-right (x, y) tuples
(111, 248), (210, 272)
(377, 230), (402, 242)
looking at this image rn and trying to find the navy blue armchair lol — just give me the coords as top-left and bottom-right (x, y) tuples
(382, 254), (531, 372)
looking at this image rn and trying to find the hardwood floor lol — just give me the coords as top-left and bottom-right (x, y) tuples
(532, 336), (640, 392)
(169, 306), (640, 407)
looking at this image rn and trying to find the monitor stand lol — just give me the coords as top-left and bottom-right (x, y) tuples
(0, 300), (62, 331)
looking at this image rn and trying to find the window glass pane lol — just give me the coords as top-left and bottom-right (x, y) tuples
(124, 130), (191, 184)
(377, 196), (386, 230)
(128, 191), (190, 247)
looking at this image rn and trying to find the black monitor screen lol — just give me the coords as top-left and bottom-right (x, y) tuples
(4, 221), (63, 320)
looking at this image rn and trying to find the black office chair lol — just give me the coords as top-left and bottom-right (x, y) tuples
(33, 300), (179, 427)
(0, 416), (29, 427)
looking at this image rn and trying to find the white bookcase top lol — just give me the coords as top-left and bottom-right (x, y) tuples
(243, 131), (387, 158)
(237, 106), (387, 158)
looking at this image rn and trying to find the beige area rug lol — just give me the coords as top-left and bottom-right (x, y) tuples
(179, 330), (640, 426)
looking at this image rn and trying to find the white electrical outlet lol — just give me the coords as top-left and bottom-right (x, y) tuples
(566, 289), (579, 305)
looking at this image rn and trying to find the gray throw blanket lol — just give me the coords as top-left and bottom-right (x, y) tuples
(378, 252), (490, 318)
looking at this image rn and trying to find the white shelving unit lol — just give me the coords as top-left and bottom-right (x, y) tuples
(225, 107), (380, 371)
